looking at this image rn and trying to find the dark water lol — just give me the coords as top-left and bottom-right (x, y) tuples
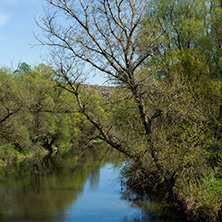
(0, 147), (181, 222)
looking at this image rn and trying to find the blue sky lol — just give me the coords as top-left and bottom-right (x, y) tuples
(0, 0), (107, 84)
(0, 0), (46, 68)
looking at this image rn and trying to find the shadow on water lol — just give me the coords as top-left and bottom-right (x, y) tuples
(0, 145), (184, 222)
(119, 189), (184, 222)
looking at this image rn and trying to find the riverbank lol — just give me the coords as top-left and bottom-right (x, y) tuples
(1, 143), (221, 221)
(0, 146), (178, 222)
(121, 163), (222, 222)
(0, 145), (73, 168)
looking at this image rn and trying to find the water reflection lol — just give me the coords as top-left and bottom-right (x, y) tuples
(120, 192), (182, 222)
(0, 146), (182, 222)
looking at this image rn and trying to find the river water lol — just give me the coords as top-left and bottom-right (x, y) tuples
(0, 147), (181, 222)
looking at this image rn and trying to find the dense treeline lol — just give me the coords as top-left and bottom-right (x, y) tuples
(0, 63), (99, 163)
(1, 0), (222, 220)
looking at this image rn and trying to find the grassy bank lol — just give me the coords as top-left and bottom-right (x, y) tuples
(0, 144), (74, 168)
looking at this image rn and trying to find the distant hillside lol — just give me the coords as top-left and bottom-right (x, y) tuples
(82, 84), (116, 98)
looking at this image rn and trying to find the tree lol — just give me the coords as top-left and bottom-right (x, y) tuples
(36, 0), (222, 219)
(0, 68), (22, 125)
(0, 67), (34, 161)
(14, 63), (78, 153)
(37, 0), (165, 169)
(37, 0), (210, 184)
(0, 63), (80, 157)
(143, 0), (222, 167)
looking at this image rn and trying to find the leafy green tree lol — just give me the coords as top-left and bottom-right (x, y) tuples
(14, 63), (77, 152)
(0, 63), (82, 157)
(34, 0), (222, 220)
(0, 68), (32, 154)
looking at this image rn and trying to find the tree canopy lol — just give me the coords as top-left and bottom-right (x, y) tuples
(1, 0), (222, 220)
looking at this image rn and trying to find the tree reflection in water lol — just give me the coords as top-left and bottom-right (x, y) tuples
(0, 146), (182, 222)
(120, 188), (184, 222)
(0, 146), (124, 221)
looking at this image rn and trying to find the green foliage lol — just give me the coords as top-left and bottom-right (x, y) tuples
(136, 1), (222, 219)
(0, 63), (83, 156)
(1, 0), (222, 220)
(147, 0), (208, 50)
(206, 139), (222, 169)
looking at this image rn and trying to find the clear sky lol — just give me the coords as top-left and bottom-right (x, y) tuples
(0, 0), (46, 68)
(0, 0), (106, 85)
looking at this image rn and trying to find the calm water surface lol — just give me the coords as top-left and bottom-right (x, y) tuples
(0, 148), (180, 222)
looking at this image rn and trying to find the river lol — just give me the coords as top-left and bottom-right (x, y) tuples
(0, 146), (181, 222)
